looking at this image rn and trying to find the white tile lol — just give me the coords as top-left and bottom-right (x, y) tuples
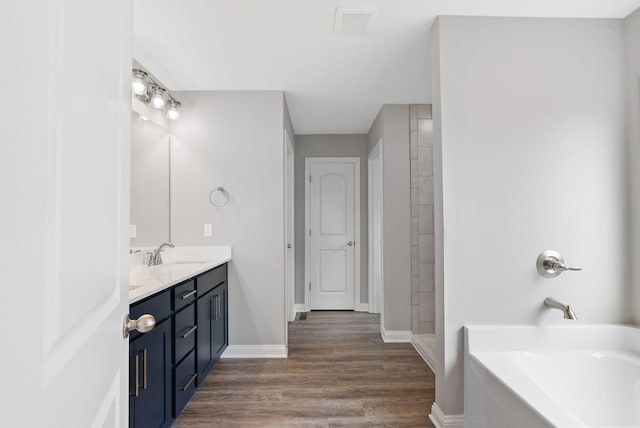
(412, 274), (419, 292)
(420, 321), (434, 334)
(417, 119), (433, 147)
(411, 218), (419, 246)
(419, 204), (434, 234)
(419, 292), (435, 322)
(410, 131), (418, 159)
(419, 263), (434, 292)
(417, 104), (432, 119)
(418, 176), (434, 204)
(410, 105), (417, 130)
(411, 188), (418, 217)
(411, 248), (418, 273)
(419, 233), (435, 263)
(418, 146), (433, 177)
(411, 159), (418, 188)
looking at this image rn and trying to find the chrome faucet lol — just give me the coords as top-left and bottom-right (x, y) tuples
(544, 297), (577, 320)
(149, 242), (175, 266)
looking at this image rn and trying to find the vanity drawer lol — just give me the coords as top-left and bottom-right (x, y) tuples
(197, 264), (227, 295)
(130, 289), (172, 341)
(173, 280), (196, 312)
(173, 350), (197, 417)
(174, 304), (196, 363)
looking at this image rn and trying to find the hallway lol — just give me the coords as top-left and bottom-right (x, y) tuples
(175, 311), (435, 427)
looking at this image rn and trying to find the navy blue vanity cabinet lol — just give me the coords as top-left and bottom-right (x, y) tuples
(129, 262), (229, 426)
(129, 319), (173, 428)
(172, 279), (199, 418)
(196, 265), (228, 385)
(212, 282), (228, 361)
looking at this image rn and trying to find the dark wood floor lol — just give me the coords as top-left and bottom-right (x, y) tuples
(174, 311), (435, 427)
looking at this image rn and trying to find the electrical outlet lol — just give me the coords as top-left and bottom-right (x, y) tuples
(204, 224), (212, 237)
(129, 225), (137, 238)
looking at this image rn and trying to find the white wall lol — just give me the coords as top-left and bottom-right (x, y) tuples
(170, 91), (286, 348)
(627, 8), (640, 323)
(368, 105), (412, 332)
(432, 16), (628, 416)
(294, 135), (369, 305)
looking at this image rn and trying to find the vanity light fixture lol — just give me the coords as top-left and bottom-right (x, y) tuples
(149, 86), (166, 109)
(131, 69), (149, 97)
(166, 100), (181, 120)
(131, 68), (182, 120)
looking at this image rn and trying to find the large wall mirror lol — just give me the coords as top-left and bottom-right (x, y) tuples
(130, 109), (171, 246)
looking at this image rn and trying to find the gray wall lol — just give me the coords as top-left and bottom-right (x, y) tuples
(294, 134), (369, 305)
(170, 90), (286, 348)
(432, 16), (628, 416)
(627, 8), (640, 323)
(367, 105), (412, 332)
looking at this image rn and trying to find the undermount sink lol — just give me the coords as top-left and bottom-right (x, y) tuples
(162, 261), (207, 266)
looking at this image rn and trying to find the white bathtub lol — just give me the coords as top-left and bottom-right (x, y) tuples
(464, 325), (640, 428)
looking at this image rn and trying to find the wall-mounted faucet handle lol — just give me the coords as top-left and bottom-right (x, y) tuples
(536, 250), (582, 278)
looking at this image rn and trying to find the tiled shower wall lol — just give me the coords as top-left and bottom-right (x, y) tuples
(410, 104), (435, 334)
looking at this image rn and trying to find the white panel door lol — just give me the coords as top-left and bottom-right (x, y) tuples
(307, 159), (358, 310)
(0, 1), (131, 427)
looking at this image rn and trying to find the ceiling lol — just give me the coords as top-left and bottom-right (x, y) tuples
(133, 0), (640, 134)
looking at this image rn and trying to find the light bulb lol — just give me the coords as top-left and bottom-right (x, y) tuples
(166, 100), (181, 120)
(150, 86), (166, 109)
(131, 69), (148, 97)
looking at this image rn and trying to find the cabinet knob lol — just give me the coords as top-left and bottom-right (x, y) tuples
(123, 314), (156, 338)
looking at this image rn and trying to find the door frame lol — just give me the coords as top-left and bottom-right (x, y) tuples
(284, 129), (295, 324)
(368, 138), (383, 315)
(304, 157), (361, 312)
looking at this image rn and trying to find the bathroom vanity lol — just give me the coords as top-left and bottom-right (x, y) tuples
(128, 247), (231, 428)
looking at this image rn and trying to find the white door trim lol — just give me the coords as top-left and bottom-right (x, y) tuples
(284, 129), (295, 325)
(367, 138), (383, 315)
(304, 157), (360, 311)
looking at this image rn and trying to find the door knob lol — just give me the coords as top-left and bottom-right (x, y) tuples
(347, 241), (353, 246)
(123, 314), (156, 338)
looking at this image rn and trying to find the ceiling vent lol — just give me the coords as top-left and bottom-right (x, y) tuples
(334, 5), (377, 35)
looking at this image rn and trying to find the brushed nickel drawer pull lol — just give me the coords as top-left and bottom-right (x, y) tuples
(181, 373), (197, 391)
(143, 348), (148, 390)
(181, 290), (197, 300)
(135, 354), (140, 397)
(181, 325), (197, 338)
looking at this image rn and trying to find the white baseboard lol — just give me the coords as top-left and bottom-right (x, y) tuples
(411, 334), (436, 374)
(380, 327), (412, 343)
(294, 304), (306, 313)
(429, 403), (464, 428)
(220, 345), (288, 359)
(355, 303), (369, 312)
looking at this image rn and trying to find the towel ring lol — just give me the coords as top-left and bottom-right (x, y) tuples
(209, 187), (229, 207)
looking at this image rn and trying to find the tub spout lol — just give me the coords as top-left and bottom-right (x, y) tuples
(544, 297), (577, 320)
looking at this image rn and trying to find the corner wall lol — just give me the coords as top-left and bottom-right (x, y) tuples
(432, 16), (628, 416)
(170, 91), (286, 349)
(368, 105), (412, 332)
(626, 8), (640, 323)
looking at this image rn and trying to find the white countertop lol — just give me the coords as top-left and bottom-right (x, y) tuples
(129, 246), (232, 304)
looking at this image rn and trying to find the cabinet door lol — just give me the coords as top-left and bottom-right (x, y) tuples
(213, 283), (228, 361)
(196, 291), (214, 383)
(130, 319), (172, 428)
